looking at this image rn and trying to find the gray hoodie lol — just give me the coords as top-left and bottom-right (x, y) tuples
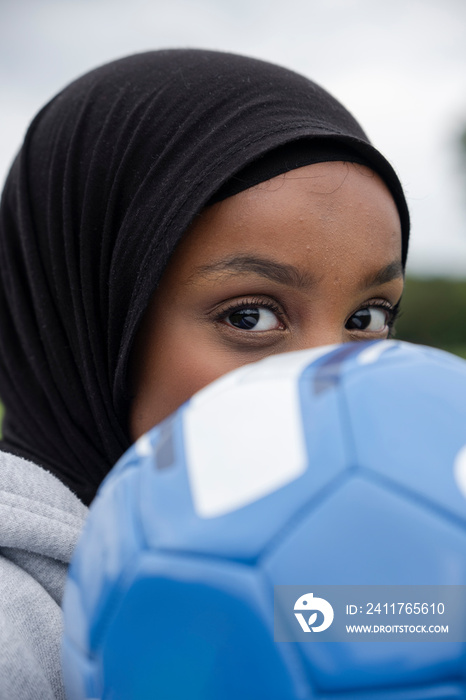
(0, 451), (88, 699)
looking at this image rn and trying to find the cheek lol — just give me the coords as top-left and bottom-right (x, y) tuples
(129, 324), (240, 439)
(163, 344), (224, 409)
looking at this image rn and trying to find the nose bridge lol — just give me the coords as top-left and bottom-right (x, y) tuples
(290, 325), (347, 350)
(295, 307), (346, 351)
(299, 328), (345, 351)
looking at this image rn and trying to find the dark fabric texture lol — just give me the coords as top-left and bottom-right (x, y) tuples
(0, 49), (410, 505)
(208, 140), (382, 205)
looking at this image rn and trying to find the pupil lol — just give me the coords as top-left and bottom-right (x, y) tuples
(229, 308), (259, 329)
(348, 308), (370, 330)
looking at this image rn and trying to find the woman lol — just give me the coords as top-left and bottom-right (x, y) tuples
(0, 49), (409, 698)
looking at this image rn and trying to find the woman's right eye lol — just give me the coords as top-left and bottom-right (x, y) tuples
(221, 305), (284, 331)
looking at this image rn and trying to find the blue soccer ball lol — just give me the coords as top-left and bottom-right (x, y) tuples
(62, 341), (466, 700)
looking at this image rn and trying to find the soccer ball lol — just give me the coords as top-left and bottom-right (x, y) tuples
(62, 341), (466, 700)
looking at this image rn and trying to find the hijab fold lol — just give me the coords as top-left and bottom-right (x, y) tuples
(0, 49), (409, 504)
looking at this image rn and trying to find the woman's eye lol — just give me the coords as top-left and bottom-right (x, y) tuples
(346, 307), (388, 333)
(223, 306), (282, 331)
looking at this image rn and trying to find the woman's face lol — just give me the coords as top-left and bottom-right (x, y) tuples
(130, 161), (403, 439)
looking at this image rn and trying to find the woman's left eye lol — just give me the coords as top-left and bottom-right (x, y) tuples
(223, 306), (282, 331)
(345, 306), (389, 333)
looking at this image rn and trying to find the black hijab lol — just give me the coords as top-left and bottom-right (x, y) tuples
(0, 49), (409, 504)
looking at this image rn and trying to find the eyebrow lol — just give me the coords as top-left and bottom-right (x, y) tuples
(195, 255), (314, 289)
(194, 254), (403, 291)
(361, 260), (404, 290)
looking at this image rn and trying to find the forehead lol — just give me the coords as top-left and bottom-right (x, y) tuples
(169, 161), (402, 281)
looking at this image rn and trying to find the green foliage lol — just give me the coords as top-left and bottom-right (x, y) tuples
(394, 276), (466, 358)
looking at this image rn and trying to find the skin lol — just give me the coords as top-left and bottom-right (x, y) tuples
(129, 161), (403, 439)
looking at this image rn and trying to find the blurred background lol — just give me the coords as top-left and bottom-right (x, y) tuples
(1, 0), (465, 356)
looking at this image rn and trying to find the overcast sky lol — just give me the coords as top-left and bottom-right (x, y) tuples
(1, 0), (466, 277)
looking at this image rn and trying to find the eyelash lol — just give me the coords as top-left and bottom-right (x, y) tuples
(213, 296), (401, 334)
(213, 296), (285, 326)
(350, 299), (401, 334)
